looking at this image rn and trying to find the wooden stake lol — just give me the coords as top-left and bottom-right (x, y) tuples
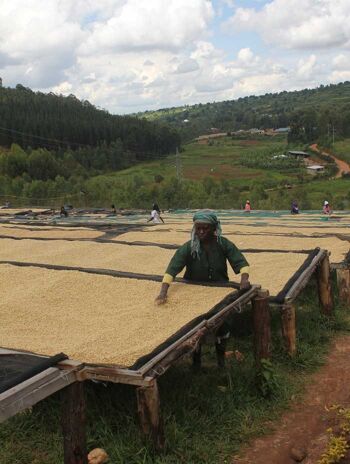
(192, 343), (202, 371)
(336, 268), (350, 306)
(61, 382), (87, 464)
(215, 338), (227, 369)
(252, 290), (271, 364)
(316, 255), (334, 316)
(136, 380), (165, 451)
(281, 304), (296, 356)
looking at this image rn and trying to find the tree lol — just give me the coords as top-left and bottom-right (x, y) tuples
(27, 149), (60, 180)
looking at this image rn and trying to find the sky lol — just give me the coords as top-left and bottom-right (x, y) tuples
(1, 0), (350, 114)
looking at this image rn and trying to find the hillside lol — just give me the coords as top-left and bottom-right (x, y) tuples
(137, 82), (350, 142)
(0, 84), (180, 159)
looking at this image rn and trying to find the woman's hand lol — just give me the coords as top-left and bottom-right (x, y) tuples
(155, 294), (167, 305)
(240, 273), (250, 290)
(155, 283), (169, 305)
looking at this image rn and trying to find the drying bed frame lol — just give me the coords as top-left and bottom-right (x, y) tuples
(267, 248), (334, 356)
(0, 284), (264, 461)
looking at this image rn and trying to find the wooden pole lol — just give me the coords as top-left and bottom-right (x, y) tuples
(215, 338), (227, 369)
(61, 382), (87, 464)
(336, 268), (350, 305)
(281, 304), (296, 356)
(192, 343), (202, 371)
(316, 254), (334, 316)
(252, 290), (271, 364)
(136, 380), (165, 451)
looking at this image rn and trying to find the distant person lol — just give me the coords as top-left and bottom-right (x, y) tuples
(152, 203), (161, 213)
(60, 206), (68, 217)
(111, 204), (117, 214)
(323, 201), (331, 214)
(244, 200), (251, 212)
(291, 200), (299, 214)
(147, 207), (164, 224)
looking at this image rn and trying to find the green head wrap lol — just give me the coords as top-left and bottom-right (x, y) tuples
(191, 211), (222, 258)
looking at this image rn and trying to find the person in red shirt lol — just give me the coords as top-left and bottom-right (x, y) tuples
(323, 201), (331, 214)
(244, 200), (251, 212)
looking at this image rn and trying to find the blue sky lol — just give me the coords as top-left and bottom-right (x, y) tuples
(0, 0), (349, 114)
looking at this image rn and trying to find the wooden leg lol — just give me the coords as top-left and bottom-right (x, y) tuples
(252, 290), (271, 365)
(281, 304), (296, 356)
(136, 380), (165, 451)
(316, 255), (334, 316)
(61, 382), (87, 464)
(215, 339), (227, 369)
(336, 268), (350, 305)
(192, 343), (202, 371)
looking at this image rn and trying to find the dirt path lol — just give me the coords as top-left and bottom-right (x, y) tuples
(233, 335), (350, 464)
(310, 143), (350, 178)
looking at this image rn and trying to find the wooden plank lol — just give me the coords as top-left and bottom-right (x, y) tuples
(206, 285), (259, 329)
(137, 320), (207, 375)
(136, 380), (165, 451)
(80, 366), (153, 386)
(146, 327), (208, 378)
(0, 367), (59, 408)
(331, 262), (349, 270)
(285, 249), (327, 303)
(0, 368), (78, 422)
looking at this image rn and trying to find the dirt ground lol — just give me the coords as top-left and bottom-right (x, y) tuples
(310, 144), (350, 178)
(233, 335), (350, 464)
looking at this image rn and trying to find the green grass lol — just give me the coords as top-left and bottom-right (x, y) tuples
(1, 280), (349, 463)
(333, 139), (350, 164)
(107, 136), (292, 184)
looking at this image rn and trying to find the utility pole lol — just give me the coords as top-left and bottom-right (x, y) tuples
(175, 147), (182, 181)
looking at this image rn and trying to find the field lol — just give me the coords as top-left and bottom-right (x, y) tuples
(333, 139), (350, 164)
(105, 135), (295, 184)
(81, 135), (350, 211)
(1, 209), (350, 463)
(3, 135), (350, 211)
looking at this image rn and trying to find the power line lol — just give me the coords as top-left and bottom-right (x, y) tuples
(0, 126), (178, 158)
(0, 126), (91, 148)
(175, 147), (182, 181)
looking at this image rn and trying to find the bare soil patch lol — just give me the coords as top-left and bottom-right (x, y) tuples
(310, 144), (350, 178)
(233, 335), (350, 464)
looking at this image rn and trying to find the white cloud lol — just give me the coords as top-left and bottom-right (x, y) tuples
(296, 54), (317, 79)
(191, 41), (225, 60)
(1, 0), (350, 113)
(329, 70), (350, 82)
(174, 58), (200, 74)
(79, 0), (214, 55)
(332, 54), (350, 70)
(237, 48), (254, 64)
(224, 0), (350, 50)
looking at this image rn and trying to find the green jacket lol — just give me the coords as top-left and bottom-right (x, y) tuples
(165, 237), (248, 282)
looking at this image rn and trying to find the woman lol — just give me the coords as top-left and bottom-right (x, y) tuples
(155, 211), (250, 367)
(291, 200), (299, 214)
(323, 201), (331, 214)
(156, 211), (250, 302)
(244, 200), (251, 212)
(147, 207), (165, 224)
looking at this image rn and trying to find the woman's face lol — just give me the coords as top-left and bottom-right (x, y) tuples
(195, 222), (215, 241)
